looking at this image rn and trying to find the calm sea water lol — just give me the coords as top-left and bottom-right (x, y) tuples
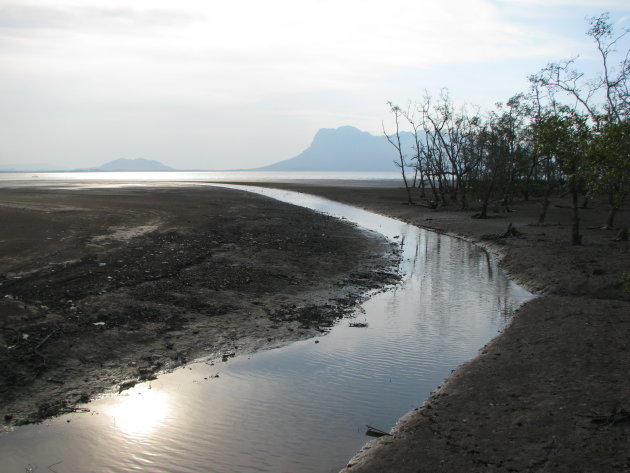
(0, 184), (534, 473)
(0, 171), (401, 188)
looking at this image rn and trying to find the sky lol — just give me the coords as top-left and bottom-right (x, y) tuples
(0, 0), (628, 170)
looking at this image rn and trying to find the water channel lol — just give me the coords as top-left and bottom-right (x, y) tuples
(1, 185), (534, 473)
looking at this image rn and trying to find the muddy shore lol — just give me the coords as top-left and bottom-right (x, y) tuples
(0, 185), (398, 426)
(1, 181), (628, 472)
(244, 183), (629, 473)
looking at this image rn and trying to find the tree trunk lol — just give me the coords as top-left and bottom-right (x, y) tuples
(603, 188), (625, 229)
(428, 177), (440, 205)
(570, 183), (582, 245)
(479, 176), (496, 219)
(437, 175), (447, 203)
(401, 166), (414, 205)
(397, 152), (413, 204)
(605, 206), (617, 229)
(538, 180), (552, 224)
(459, 179), (468, 210)
(419, 170), (426, 198)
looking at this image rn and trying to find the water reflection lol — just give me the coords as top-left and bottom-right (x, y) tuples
(107, 387), (170, 438)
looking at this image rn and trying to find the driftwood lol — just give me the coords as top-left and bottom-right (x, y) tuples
(365, 425), (391, 437)
(481, 223), (522, 241)
(48, 460), (64, 473)
(349, 322), (368, 328)
(34, 328), (59, 351)
(418, 200), (438, 209)
(590, 406), (630, 426)
(501, 223), (521, 237)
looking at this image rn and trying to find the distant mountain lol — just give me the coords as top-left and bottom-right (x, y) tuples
(253, 126), (416, 172)
(92, 158), (174, 172)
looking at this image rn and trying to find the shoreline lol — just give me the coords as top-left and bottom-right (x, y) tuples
(240, 182), (629, 473)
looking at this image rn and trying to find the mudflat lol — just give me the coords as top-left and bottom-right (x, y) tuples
(1, 181), (628, 473)
(247, 183), (629, 473)
(0, 185), (397, 425)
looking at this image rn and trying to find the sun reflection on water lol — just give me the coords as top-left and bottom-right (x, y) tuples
(107, 387), (171, 438)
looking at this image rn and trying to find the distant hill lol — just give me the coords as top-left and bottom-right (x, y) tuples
(253, 126), (416, 172)
(91, 158), (174, 172)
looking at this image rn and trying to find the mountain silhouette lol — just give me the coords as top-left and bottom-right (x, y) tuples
(254, 126), (416, 171)
(91, 158), (174, 171)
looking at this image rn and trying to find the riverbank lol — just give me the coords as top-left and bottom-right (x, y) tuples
(0, 185), (398, 426)
(247, 183), (629, 473)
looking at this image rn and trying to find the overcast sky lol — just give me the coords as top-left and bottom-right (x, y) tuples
(1, 0), (628, 170)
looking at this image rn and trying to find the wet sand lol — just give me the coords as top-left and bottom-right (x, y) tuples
(0, 185), (398, 425)
(246, 183), (629, 473)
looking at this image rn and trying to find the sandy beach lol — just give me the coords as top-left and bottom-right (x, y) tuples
(1, 181), (629, 472)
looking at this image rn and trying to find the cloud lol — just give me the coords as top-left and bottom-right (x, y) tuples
(497, 0), (628, 6)
(1, 0), (576, 108)
(0, 3), (197, 30)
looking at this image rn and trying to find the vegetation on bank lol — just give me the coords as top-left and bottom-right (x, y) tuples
(385, 13), (629, 246)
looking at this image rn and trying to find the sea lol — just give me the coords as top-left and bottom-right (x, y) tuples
(0, 171), (402, 188)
